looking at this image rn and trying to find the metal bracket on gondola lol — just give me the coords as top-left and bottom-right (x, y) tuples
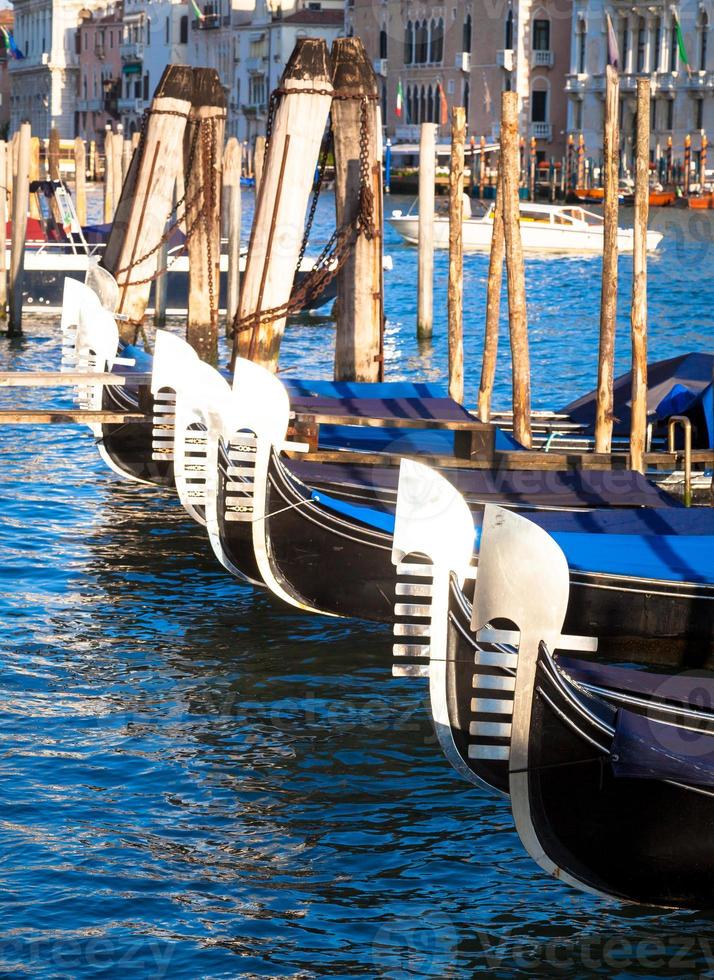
(476, 627), (598, 654)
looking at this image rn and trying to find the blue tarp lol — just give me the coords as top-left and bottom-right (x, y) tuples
(612, 708), (714, 786)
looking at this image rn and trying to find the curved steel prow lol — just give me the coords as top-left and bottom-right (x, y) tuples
(60, 276), (102, 371)
(73, 301), (119, 437)
(85, 260), (120, 313)
(392, 459), (479, 786)
(150, 331), (201, 471)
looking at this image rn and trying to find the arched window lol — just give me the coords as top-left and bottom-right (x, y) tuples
(463, 80), (470, 121)
(427, 84), (434, 122)
(429, 17), (444, 62)
(380, 26), (388, 59)
(700, 10), (709, 70)
(381, 81), (387, 122)
(416, 20), (428, 63)
(505, 9), (514, 49)
(180, 15), (188, 44)
(463, 13), (472, 53)
(577, 18), (587, 73)
(669, 17), (678, 71)
(636, 16), (646, 71)
(533, 18), (550, 50)
(419, 85), (426, 122)
(404, 20), (413, 64)
(531, 83), (548, 122)
(406, 85), (412, 123)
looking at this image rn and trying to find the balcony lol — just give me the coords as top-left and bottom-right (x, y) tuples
(118, 96), (144, 113)
(77, 98), (104, 112)
(191, 13), (221, 30)
(121, 41), (143, 62)
(455, 51), (470, 72)
(565, 73), (590, 94)
(530, 122), (552, 141)
(246, 55), (267, 72)
(94, 43), (105, 60)
(684, 69), (714, 90)
(373, 58), (387, 77)
(531, 49), (553, 68)
(496, 49), (514, 71)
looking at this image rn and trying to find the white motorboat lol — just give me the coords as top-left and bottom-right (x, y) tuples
(387, 201), (663, 254)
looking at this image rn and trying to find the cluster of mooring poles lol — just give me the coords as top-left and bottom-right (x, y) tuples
(416, 75), (654, 470)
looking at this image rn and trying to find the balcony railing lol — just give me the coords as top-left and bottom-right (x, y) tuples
(496, 49), (514, 71)
(530, 122), (552, 141)
(373, 58), (388, 76)
(191, 13), (221, 30)
(531, 49), (553, 68)
(245, 55), (267, 72)
(120, 41), (143, 62)
(455, 51), (470, 72)
(77, 98), (104, 112)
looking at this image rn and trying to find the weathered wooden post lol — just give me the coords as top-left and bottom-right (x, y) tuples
(0, 141), (7, 318)
(103, 128), (114, 222)
(666, 135), (673, 184)
(8, 122), (30, 336)
(468, 135), (475, 195)
(331, 36), (383, 382)
(564, 132), (573, 193)
(630, 78), (650, 474)
(74, 137), (87, 226)
(184, 68), (226, 362)
(478, 159), (504, 422)
(500, 92), (531, 448)
(700, 132), (708, 188)
(683, 133), (692, 197)
(112, 131), (123, 213)
(28, 136), (41, 220)
(448, 106), (465, 402)
(122, 138), (132, 182)
(48, 126), (60, 180)
(594, 65), (620, 454)
(153, 183), (174, 328)
(232, 39), (334, 370)
(102, 65), (193, 339)
(89, 139), (97, 180)
(479, 134), (486, 199)
(529, 135), (537, 200)
(253, 134), (266, 196)
(223, 136), (242, 331)
(417, 121), (436, 340)
(577, 132), (585, 187)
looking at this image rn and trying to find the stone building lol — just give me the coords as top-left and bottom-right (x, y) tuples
(77, 2), (122, 144)
(10, 0), (108, 137)
(0, 10), (14, 135)
(347, 0), (572, 158)
(566, 0), (713, 167)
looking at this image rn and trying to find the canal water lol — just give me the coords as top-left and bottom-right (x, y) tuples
(0, 193), (713, 977)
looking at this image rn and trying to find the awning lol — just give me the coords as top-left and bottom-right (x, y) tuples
(122, 62), (141, 74)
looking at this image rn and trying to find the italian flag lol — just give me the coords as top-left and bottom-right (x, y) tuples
(395, 79), (404, 118)
(674, 12), (691, 75)
(191, 0), (203, 20)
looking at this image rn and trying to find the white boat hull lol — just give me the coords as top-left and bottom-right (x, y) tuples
(387, 215), (663, 254)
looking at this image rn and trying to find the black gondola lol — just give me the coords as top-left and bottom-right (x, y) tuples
(392, 485), (714, 908)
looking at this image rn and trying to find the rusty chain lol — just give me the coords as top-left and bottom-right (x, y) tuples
(232, 86), (379, 354)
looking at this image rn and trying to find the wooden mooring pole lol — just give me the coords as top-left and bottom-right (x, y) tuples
(185, 68), (226, 363)
(630, 78), (650, 474)
(48, 126), (60, 181)
(112, 131), (124, 214)
(479, 135), (486, 199)
(478, 158), (504, 422)
(232, 39), (333, 370)
(417, 121), (436, 340)
(332, 36), (383, 382)
(0, 141), (7, 318)
(153, 183), (174, 329)
(103, 127), (114, 223)
(500, 92), (531, 448)
(448, 106), (465, 402)
(29, 136), (41, 220)
(683, 133), (692, 197)
(74, 137), (87, 226)
(8, 122), (30, 336)
(254, 135), (266, 197)
(594, 65), (620, 454)
(102, 66), (193, 339)
(222, 136), (242, 332)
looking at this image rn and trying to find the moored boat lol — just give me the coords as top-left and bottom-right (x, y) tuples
(388, 202), (663, 253)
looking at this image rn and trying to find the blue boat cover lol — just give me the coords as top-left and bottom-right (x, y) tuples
(611, 708), (714, 787)
(309, 483), (714, 585)
(562, 351), (714, 448)
(560, 656), (714, 705)
(284, 380), (447, 398)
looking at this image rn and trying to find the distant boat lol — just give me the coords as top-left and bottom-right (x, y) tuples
(688, 193), (714, 210)
(388, 202), (664, 254)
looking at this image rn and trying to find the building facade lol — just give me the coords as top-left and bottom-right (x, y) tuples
(77, 3), (122, 145)
(10, 0), (109, 137)
(0, 10), (14, 136)
(231, 0), (343, 141)
(566, 0), (714, 167)
(348, 0), (571, 157)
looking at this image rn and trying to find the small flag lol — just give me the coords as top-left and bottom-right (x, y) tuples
(674, 12), (691, 75)
(437, 81), (448, 126)
(190, 0), (204, 20)
(1, 27), (24, 60)
(605, 13), (619, 70)
(395, 78), (404, 118)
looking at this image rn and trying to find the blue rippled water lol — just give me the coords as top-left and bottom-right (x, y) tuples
(0, 192), (713, 977)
